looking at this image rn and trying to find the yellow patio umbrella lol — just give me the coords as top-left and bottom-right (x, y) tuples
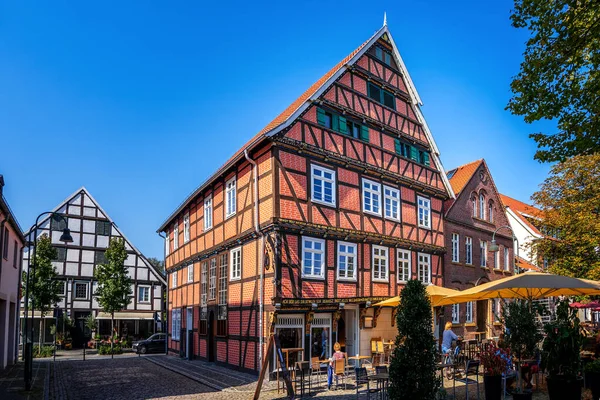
(373, 284), (461, 307)
(443, 272), (600, 304)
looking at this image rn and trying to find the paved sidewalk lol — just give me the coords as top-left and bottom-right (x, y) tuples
(0, 360), (48, 400)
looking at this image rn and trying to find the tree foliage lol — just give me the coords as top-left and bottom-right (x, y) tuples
(531, 154), (600, 279)
(389, 280), (440, 400)
(507, 0), (600, 162)
(147, 257), (165, 274)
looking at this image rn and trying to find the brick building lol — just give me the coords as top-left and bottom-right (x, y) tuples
(158, 22), (454, 373)
(443, 160), (514, 338)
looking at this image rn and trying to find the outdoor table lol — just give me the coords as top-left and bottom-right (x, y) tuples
(348, 355), (371, 369)
(436, 362), (456, 399)
(368, 372), (389, 400)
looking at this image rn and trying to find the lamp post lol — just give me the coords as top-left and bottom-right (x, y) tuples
(23, 212), (73, 391)
(488, 225), (520, 274)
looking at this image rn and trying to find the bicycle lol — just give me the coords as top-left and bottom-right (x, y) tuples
(442, 339), (463, 380)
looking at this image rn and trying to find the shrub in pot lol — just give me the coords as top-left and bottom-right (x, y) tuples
(502, 299), (542, 400)
(541, 299), (583, 400)
(479, 342), (510, 400)
(584, 359), (600, 400)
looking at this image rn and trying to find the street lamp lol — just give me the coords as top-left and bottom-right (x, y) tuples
(488, 225), (520, 275)
(23, 212), (72, 391)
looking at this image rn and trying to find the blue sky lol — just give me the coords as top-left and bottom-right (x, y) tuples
(0, 0), (552, 259)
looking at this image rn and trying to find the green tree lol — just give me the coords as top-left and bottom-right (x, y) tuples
(94, 238), (132, 356)
(22, 234), (62, 355)
(389, 280), (440, 400)
(531, 154), (600, 279)
(507, 0), (600, 163)
(147, 257), (165, 274)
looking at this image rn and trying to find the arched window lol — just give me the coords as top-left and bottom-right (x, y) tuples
(479, 193), (485, 219)
(488, 201), (494, 222)
(472, 196), (477, 217)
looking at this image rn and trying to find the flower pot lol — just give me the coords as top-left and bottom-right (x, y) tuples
(512, 391), (532, 400)
(483, 375), (502, 400)
(547, 375), (583, 400)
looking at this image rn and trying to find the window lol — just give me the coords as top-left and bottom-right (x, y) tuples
(171, 271), (178, 288)
(316, 108), (333, 129)
(495, 249), (501, 270)
(397, 249), (411, 283)
(183, 214), (190, 243)
(394, 139), (412, 158)
(417, 196), (431, 228)
(504, 247), (510, 271)
(479, 194), (485, 219)
(94, 251), (107, 265)
(173, 223), (179, 250)
(165, 234), (170, 255)
(13, 240), (18, 268)
(418, 150), (431, 167)
(346, 120), (361, 139)
(218, 254), (228, 321)
(466, 302), (473, 323)
(472, 197), (477, 217)
(418, 253), (431, 284)
(225, 177), (237, 218)
(201, 262), (207, 306)
(50, 215), (67, 231)
(488, 202), (494, 222)
(362, 179), (382, 216)
(317, 108), (369, 142)
(452, 304), (460, 324)
(311, 165), (336, 206)
(138, 286), (150, 303)
(58, 281), (66, 296)
(230, 247), (242, 280)
(187, 264), (194, 283)
(367, 82), (396, 110)
(74, 282), (88, 299)
(337, 242), (357, 281)
(2, 227), (8, 259)
(171, 309), (181, 341)
(54, 247), (67, 262)
(204, 196), (213, 231)
(492, 299), (501, 322)
(302, 237), (325, 279)
(209, 258), (216, 300)
(451, 233), (460, 263)
(465, 237), (473, 265)
(383, 185), (400, 220)
(372, 246), (388, 282)
(480, 240), (487, 267)
(375, 46), (393, 66)
(95, 220), (111, 236)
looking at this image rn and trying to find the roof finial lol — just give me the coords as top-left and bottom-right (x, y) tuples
(383, 12), (387, 26)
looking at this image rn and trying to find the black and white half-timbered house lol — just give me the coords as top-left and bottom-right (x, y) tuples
(21, 187), (166, 348)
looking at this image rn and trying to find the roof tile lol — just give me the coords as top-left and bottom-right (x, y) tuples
(446, 159), (483, 195)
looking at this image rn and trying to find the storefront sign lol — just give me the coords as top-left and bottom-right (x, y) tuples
(280, 296), (388, 306)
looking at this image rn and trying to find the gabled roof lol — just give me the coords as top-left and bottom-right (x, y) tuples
(446, 159), (483, 195)
(516, 256), (541, 272)
(500, 194), (542, 236)
(158, 23), (454, 232)
(25, 187), (166, 285)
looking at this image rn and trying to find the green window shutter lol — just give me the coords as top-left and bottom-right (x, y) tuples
(424, 152), (430, 167)
(360, 125), (370, 142)
(394, 138), (402, 155)
(332, 115), (339, 132)
(410, 146), (419, 161)
(338, 116), (347, 135)
(317, 107), (326, 126)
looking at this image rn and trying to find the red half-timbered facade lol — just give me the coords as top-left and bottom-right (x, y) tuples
(159, 24), (453, 373)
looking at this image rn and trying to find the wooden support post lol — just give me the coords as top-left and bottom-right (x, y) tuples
(253, 334), (295, 400)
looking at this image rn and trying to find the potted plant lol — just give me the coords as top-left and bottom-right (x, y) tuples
(479, 342), (510, 400)
(502, 299), (542, 400)
(584, 359), (600, 400)
(541, 299), (584, 400)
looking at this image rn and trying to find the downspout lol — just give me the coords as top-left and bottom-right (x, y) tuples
(15, 242), (23, 363)
(0, 216), (6, 290)
(158, 231), (168, 355)
(244, 149), (264, 370)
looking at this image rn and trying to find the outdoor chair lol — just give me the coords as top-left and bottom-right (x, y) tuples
(371, 338), (384, 365)
(355, 367), (379, 398)
(344, 353), (355, 375)
(294, 361), (312, 398)
(375, 365), (388, 374)
(333, 358), (348, 390)
(310, 356), (325, 387)
(463, 359), (481, 400)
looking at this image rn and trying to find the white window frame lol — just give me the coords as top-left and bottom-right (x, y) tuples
(479, 194), (485, 219)
(209, 258), (216, 300)
(488, 202), (494, 222)
(452, 303), (460, 324)
(495, 248), (501, 270)
(480, 240), (487, 267)
(230, 247), (242, 281)
(201, 262), (207, 306)
(74, 281), (89, 300)
(372, 245), (389, 282)
(301, 237), (326, 279)
(472, 197), (477, 217)
(466, 301), (473, 323)
(173, 223), (179, 250)
(138, 285), (150, 303)
(165, 234), (170, 256)
(397, 249), (411, 283)
(383, 185), (400, 221)
(362, 178), (382, 216)
(417, 196), (431, 229)
(492, 299), (501, 322)
(187, 264), (194, 283)
(172, 271), (178, 288)
(225, 177), (237, 218)
(171, 308), (181, 341)
(504, 247), (510, 271)
(58, 280), (66, 296)
(337, 241), (357, 281)
(451, 233), (460, 263)
(311, 165), (336, 207)
(465, 237), (473, 265)
(204, 195), (213, 231)
(183, 214), (190, 243)
(417, 252), (431, 284)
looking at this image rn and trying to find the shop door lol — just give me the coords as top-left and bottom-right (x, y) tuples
(344, 309), (357, 357)
(477, 300), (488, 337)
(186, 307), (193, 359)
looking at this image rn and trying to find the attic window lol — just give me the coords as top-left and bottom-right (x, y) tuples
(368, 83), (396, 110)
(375, 47), (392, 66)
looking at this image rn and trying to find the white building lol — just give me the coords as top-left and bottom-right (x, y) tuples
(21, 187), (166, 347)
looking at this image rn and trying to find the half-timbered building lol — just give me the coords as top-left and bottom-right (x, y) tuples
(21, 187), (166, 348)
(443, 160), (514, 338)
(158, 23), (453, 373)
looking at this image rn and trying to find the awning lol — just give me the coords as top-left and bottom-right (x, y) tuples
(19, 311), (54, 319)
(96, 312), (155, 320)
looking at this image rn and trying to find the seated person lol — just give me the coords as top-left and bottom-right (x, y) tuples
(327, 342), (345, 389)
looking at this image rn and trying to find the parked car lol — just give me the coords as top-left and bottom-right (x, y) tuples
(132, 333), (166, 354)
